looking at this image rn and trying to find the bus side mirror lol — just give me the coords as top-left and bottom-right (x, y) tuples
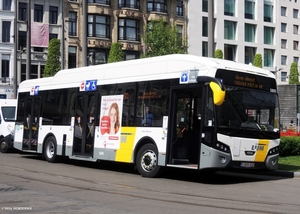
(209, 82), (226, 106)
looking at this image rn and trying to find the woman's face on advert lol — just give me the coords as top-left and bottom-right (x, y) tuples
(110, 107), (117, 123)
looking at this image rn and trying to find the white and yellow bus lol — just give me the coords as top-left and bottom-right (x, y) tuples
(14, 54), (280, 177)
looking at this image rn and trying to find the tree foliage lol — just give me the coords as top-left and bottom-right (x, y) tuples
(289, 62), (299, 84)
(253, 54), (262, 68)
(108, 42), (124, 63)
(43, 38), (61, 77)
(214, 49), (223, 59)
(141, 18), (188, 58)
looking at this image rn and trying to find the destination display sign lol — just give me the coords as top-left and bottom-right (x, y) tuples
(215, 69), (277, 93)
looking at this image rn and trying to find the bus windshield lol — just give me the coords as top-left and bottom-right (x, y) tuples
(216, 86), (280, 138)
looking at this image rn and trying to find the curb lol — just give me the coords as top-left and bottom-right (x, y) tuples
(265, 170), (300, 178)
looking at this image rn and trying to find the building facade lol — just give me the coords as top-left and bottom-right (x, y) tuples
(0, 0), (15, 98)
(188, 0), (300, 85)
(65, 0), (187, 68)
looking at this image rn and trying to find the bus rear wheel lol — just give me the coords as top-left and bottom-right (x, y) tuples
(0, 138), (9, 153)
(44, 136), (58, 163)
(136, 143), (163, 178)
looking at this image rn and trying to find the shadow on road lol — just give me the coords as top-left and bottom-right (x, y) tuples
(18, 153), (292, 185)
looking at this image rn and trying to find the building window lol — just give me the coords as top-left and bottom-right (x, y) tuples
(294, 41), (299, 50)
(177, 25), (183, 38)
(224, 44), (236, 61)
(264, 26), (274, 45)
(147, 0), (167, 13)
(88, 15), (110, 38)
(33, 47), (43, 52)
(264, 49), (274, 67)
(3, 0), (12, 10)
(293, 9), (299, 18)
(202, 17), (208, 37)
(49, 33), (58, 41)
(18, 31), (26, 50)
(224, 0), (235, 16)
(281, 39), (287, 49)
(18, 2), (27, 21)
(281, 55), (287, 65)
(202, 41), (208, 57)
(281, 72), (287, 82)
(21, 64), (26, 82)
(264, 2), (273, 22)
(88, 49), (109, 65)
(88, 0), (110, 5)
(224, 21), (236, 40)
(202, 0), (208, 12)
(2, 21), (11, 43)
(281, 6), (287, 16)
(68, 46), (77, 68)
(1, 55), (10, 83)
(118, 19), (140, 41)
(176, 1), (183, 16)
(281, 23), (287, 32)
(118, 0), (140, 9)
(245, 0), (255, 19)
(69, 12), (77, 36)
(245, 23), (255, 42)
(294, 57), (299, 65)
(124, 51), (139, 60)
(49, 6), (58, 24)
(245, 46), (255, 64)
(30, 65), (38, 79)
(34, 5), (43, 22)
(293, 25), (299, 34)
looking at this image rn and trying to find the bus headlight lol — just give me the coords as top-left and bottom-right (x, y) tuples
(215, 142), (230, 153)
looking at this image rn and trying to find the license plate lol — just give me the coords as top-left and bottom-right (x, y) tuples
(240, 162), (255, 168)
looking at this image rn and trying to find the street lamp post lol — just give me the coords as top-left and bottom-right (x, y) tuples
(274, 66), (283, 81)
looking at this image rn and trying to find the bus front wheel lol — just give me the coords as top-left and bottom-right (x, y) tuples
(44, 136), (58, 163)
(136, 143), (163, 178)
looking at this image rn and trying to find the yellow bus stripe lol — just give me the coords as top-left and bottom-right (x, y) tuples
(254, 139), (269, 162)
(115, 127), (136, 163)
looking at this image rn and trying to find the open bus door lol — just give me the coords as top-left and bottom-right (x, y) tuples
(168, 85), (204, 167)
(72, 92), (97, 157)
(167, 78), (225, 169)
(22, 97), (41, 151)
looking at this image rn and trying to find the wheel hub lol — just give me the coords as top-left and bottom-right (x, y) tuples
(141, 150), (157, 172)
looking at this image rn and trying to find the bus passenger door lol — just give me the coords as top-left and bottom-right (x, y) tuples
(73, 93), (97, 157)
(168, 86), (203, 166)
(23, 97), (41, 151)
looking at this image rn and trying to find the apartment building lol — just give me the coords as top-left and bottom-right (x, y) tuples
(16, 0), (64, 82)
(188, 0), (300, 85)
(0, 0), (15, 98)
(65, 0), (187, 68)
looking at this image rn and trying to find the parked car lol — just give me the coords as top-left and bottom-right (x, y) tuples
(0, 99), (17, 153)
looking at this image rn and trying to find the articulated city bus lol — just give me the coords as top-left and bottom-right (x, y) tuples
(13, 54), (280, 177)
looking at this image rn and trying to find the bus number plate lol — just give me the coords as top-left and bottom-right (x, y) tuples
(240, 162), (255, 168)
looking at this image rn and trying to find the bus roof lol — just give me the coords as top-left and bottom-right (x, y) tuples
(18, 54), (275, 92)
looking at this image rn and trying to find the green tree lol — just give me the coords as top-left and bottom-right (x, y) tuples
(141, 18), (188, 58)
(214, 49), (223, 59)
(43, 38), (61, 77)
(253, 54), (262, 68)
(108, 42), (123, 63)
(289, 62), (299, 84)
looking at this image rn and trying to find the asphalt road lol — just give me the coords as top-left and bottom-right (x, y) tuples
(0, 152), (300, 214)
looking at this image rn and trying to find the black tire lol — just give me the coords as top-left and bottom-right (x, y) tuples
(44, 136), (58, 163)
(0, 138), (9, 153)
(136, 143), (163, 178)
